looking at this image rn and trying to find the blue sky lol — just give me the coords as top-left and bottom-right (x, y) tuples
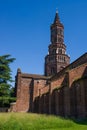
(0, 0), (87, 86)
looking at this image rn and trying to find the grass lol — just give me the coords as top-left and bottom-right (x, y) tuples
(0, 113), (87, 130)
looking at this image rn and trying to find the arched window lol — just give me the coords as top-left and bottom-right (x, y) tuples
(51, 67), (55, 74)
(59, 49), (62, 54)
(60, 29), (64, 35)
(52, 49), (56, 54)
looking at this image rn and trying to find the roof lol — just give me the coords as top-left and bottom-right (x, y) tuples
(21, 73), (50, 80)
(54, 11), (60, 24)
(52, 11), (64, 28)
(17, 53), (87, 81)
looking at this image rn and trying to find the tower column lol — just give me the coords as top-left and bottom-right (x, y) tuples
(45, 11), (70, 76)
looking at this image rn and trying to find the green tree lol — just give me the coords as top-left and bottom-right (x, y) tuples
(0, 54), (15, 96)
(10, 87), (16, 97)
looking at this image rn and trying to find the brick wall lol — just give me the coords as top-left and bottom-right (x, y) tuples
(69, 63), (87, 87)
(33, 62), (87, 118)
(12, 54), (87, 119)
(16, 77), (32, 112)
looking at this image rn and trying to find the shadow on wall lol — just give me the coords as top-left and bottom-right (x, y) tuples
(70, 66), (87, 118)
(28, 79), (34, 112)
(28, 66), (87, 119)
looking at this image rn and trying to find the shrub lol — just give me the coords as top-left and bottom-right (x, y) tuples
(0, 96), (16, 107)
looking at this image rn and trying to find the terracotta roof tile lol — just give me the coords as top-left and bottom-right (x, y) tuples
(21, 73), (50, 79)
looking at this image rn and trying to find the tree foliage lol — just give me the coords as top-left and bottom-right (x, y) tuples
(0, 54), (15, 96)
(0, 96), (16, 107)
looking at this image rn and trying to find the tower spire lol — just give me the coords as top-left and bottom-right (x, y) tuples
(54, 10), (60, 24)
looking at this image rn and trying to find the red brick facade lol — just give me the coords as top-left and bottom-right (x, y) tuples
(11, 12), (87, 119)
(12, 53), (87, 118)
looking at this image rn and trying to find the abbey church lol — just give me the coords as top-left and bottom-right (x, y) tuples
(12, 12), (87, 118)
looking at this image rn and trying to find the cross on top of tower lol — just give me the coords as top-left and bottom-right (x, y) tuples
(56, 8), (58, 13)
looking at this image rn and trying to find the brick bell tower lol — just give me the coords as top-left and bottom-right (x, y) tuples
(45, 11), (70, 76)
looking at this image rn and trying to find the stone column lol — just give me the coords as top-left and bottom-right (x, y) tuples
(43, 94), (46, 113)
(80, 81), (86, 118)
(39, 89), (41, 113)
(48, 81), (52, 114)
(63, 86), (70, 117)
(55, 90), (59, 115)
(76, 81), (86, 118)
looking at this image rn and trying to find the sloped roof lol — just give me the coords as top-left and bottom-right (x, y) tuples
(21, 73), (50, 80)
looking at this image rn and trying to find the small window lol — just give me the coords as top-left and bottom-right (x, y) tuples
(58, 38), (63, 43)
(52, 49), (56, 54)
(59, 49), (62, 54)
(51, 67), (55, 74)
(60, 30), (64, 35)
